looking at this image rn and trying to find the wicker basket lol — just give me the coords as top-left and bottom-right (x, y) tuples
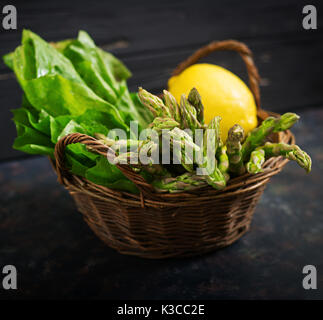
(53, 40), (294, 259)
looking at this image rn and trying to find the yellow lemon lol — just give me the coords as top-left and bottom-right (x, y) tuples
(168, 63), (258, 141)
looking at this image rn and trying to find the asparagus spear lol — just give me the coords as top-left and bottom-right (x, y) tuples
(149, 117), (179, 134)
(198, 116), (226, 190)
(204, 167), (226, 190)
(217, 145), (230, 181)
(152, 117), (227, 191)
(241, 113), (299, 162)
(143, 163), (171, 177)
(226, 124), (246, 175)
(207, 116), (222, 154)
(188, 87), (204, 125)
(95, 133), (171, 179)
(260, 142), (311, 173)
(246, 149), (265, 174)
(109, 142), (158, 165)
(138, 87), (171, 118)
(272, 113), (300, 132)
(112, 151), (141, 164)
(95, 133), (158, 164)
(114, 149), (171, 179)
(152, 172), (207, 193)
(163, 90), (182, 124)
(95, 133), (141, 151)
(163, 127), (200, 172)
(180, 94), (203, 131)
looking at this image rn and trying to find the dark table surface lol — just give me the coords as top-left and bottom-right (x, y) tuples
(0, 0), (323, 299)
(0, 108), (322, 299)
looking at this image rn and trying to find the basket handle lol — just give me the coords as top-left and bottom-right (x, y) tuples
(172, 40), (261, 110)
(54, 133), (155, 196)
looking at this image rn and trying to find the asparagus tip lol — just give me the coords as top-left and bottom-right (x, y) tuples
(228, 124), (244, 141)
(274, 112), (300, 132)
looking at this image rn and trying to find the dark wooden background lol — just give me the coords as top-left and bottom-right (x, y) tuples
(0, 0), (322, 161)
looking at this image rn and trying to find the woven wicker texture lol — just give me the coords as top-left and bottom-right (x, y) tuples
(53, 40), (295, 258)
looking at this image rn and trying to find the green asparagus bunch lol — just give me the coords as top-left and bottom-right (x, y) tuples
(139, 87), (203, 132)
(138, 88), (203, 172)
(99, 87), (311, 193)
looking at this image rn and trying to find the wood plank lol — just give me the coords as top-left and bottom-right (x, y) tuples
(124, 36), (323, 112)
(0, 0), (322, 161)
(1, 0), (322, 69)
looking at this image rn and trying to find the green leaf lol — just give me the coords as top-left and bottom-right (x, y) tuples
(66, 143), (99, 170)
(74, 60), (118, 104)
(8, 30), (78, 83)
(66, 143), (138, 193)
(10, 30), (128, 131)
(61, 31), (149, 129)
(3, 52), (14, 69)
(12, 104), (51, 136)
(4, 29), (152, 194)
(51, 39), (73, 53)
(78, 30), (131, 81)
(13, 123), (54, 157)
(62, 33), (119, 93)
(85, 156), (138, 193)
(54, 119), (86, 143)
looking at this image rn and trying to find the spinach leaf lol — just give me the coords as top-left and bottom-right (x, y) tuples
(4, 30), (151, 194)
